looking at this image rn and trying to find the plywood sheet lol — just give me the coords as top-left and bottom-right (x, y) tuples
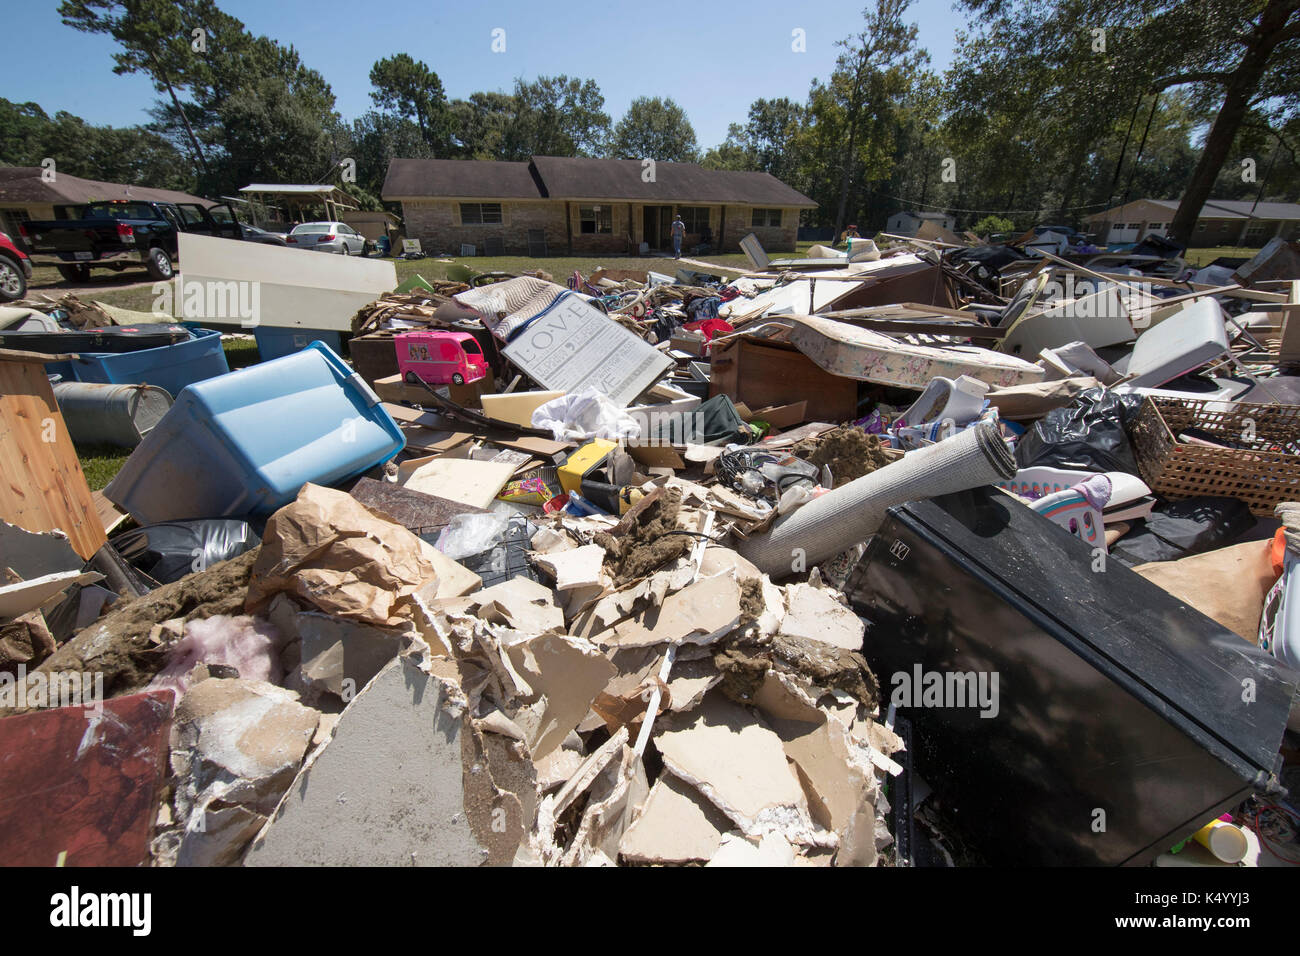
(0, 357), (106, 560)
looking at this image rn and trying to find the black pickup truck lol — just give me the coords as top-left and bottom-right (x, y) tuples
(19, 199), (244, 282)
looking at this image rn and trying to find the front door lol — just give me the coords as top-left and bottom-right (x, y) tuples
(642, 205), (674, 251)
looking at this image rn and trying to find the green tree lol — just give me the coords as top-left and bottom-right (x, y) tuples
(809, 0), (928, 237)
(957, 0), (1300, 245)
(504, 76), (610, 158)
(448, 91), (517, 159)
(369, 54), (450, 152)
(972, 215), (1014, 236)
(59, 0), (222, 174)
(609, 96), (698, 162)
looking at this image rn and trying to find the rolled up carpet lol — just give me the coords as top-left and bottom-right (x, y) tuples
(738, 422), (1017, 576)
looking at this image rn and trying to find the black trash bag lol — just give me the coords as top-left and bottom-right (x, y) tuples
(1016, 387), (1145, 474)
(1109, 496), (1257, 566)
(110, 519), (259, 585)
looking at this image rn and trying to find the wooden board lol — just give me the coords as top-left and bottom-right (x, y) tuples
(0, 357), (106, 560)
(709, 338), (858, 423)
(348, 476), (486, 537)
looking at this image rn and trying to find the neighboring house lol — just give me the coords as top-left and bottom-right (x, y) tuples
(1085, 198), (1300, 247)
(887, 210), (956, 236)
(382, 156), (817, 256)
(0, 166), (211, 242)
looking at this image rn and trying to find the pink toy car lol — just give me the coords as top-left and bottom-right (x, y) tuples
(395, 330), (488, 387)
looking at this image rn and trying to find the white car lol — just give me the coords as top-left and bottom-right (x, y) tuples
(286, 221), (367, 255)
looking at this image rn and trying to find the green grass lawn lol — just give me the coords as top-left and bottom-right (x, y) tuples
(1181, 246), (1258, 268)
(75, 443), (132, 491)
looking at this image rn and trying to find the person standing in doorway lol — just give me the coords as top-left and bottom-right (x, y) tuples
(671, 214), (685, 258)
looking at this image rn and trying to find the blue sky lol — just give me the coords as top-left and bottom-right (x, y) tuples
(7, 0), (965, 149)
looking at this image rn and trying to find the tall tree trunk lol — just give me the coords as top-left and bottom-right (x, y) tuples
(834, 62), (867, 239)
(1169, 0), (1297, 245)
(148, 50), (208, 177)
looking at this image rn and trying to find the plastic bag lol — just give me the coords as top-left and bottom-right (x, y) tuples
(435, 511), (512, 561)
(1015, 387), (1144, 474)
(531, 386), (641, 442)
(110, 519), (259, 585)
(1109, 496), (1258, 566)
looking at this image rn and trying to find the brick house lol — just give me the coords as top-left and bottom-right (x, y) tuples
(1084, 198), (1300, 248)
(382, 156), (816, 256)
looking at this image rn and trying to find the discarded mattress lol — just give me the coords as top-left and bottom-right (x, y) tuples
(789, 315), (1045, 390)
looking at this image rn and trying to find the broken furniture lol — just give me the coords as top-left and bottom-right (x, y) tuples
(710, 334), (858, 423)
(844, 486), (1297, 866)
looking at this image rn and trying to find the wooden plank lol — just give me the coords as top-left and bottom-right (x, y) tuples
(0, 359), (107, 560)
(91, 489), (130, 536)
(709, 338), (858, 422)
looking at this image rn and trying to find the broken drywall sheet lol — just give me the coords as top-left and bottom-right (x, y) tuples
(561, 744), (647, 866)
(245, 656), (492, 866)
(0, 519), (82, 581)
(653, 693), (829, 848)
(467, 577), (565, 633)
(706, 832), (798, 867)
(596, 575), (741, 650)
(291, 611), (406, 705)
(506, 633), (616, 759)
(778, 583), (865, 651)
(533, 544), (608, 592)
(400, 458), (516, 510)
(619, 772), (737, 864)
(168, 677), (320, 867)
(766, 709), (879, 867)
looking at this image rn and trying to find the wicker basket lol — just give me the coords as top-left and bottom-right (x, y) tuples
(1129, 396), (1300, 515)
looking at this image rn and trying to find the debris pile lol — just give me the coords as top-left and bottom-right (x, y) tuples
(3, 232), (1300, 868)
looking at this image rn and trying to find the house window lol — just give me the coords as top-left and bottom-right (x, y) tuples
(678, 207), (710, 232)
(1220, 221), (1232, 232)
(460, 203), (502, 225)
(752, 208), (782, 228)
(579, 205), (612, 234)
(1195, 220), (1207, 231)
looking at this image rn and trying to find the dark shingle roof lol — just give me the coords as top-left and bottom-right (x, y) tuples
(528, 156), (816, 206)
(381, 156), (816, 207)
(0, 167), (211, 207)
(382, 159), (544, 200)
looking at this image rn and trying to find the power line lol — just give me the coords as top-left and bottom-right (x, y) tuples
(880, 194), (1115, 216)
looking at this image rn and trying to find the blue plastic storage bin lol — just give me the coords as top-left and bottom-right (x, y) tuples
(105, 342), (405, 523)
(44, 328), (229, 398)
(254, 326), (342, 362)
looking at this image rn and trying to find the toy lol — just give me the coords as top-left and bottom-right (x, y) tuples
(395, 330), (488, 387)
